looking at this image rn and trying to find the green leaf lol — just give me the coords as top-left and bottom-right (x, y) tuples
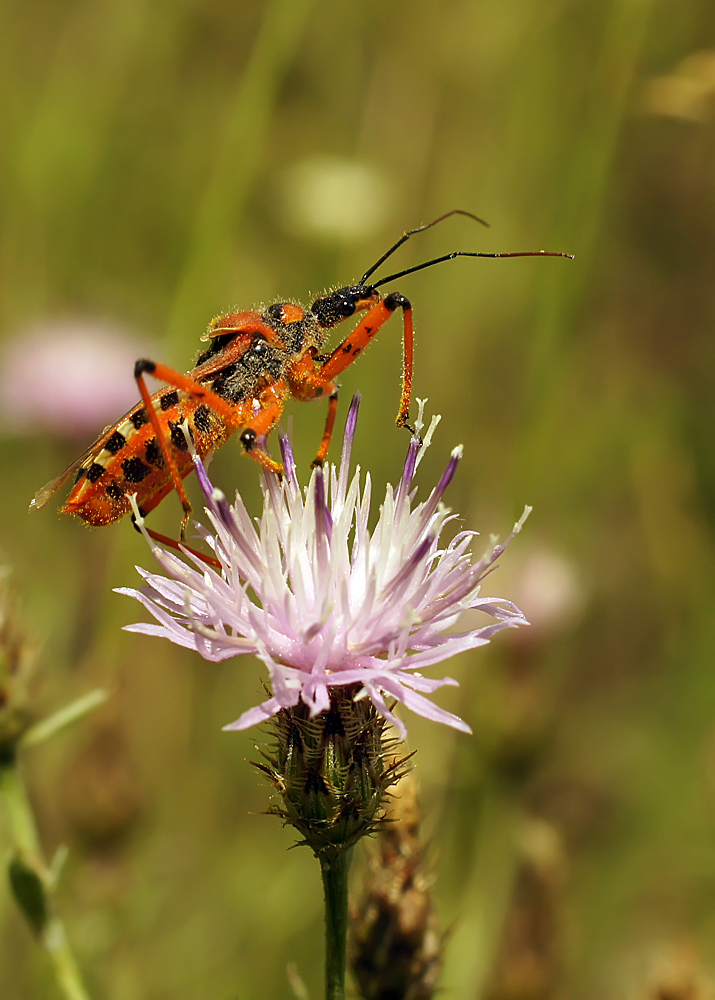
(8, 852), (48, 936)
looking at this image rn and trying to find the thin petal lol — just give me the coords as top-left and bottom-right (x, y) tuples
(222, 696), (285, 730)
(119, 401), (527, 736)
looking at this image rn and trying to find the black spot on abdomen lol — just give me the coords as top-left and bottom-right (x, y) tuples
(106, 481), (125, 501)
(145, 438), (165, 467)
(193, 404), (213, 434)
(105, 430), (126, 454)
(87, 463), (105, 483)
(169, 420), (192, 452)
(131, 408), (148, 429)
(160, 390), (179, 411)
(122, 456), (151, 483)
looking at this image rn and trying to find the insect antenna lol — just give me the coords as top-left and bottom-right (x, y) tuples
(371, 248), (574, 290)
(359, 209), (490, 286)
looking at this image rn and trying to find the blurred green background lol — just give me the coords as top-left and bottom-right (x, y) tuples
(2, 0), (715, 997)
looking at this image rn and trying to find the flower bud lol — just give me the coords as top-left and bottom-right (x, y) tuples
(350, 774), (443, 1000)
(256, 684), (406, 855)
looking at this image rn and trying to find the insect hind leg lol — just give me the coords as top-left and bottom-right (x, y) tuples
(130, 512), (221, 570)
(134, 359), (194, 537)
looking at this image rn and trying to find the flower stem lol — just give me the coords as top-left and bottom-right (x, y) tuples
(0, 757), (92, 1000)
(0, 754), (40, 855)
(320, 847), (354, 1000)
(41, 916), (91, 1000)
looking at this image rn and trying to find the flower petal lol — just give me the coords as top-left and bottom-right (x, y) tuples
(120, 404), (527, 736)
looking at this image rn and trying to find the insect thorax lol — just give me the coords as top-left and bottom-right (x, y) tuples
(197, 303), (325, 403)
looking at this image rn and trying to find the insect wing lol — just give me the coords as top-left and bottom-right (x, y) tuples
(30, 329), (260, 514)
(29, 426), (115, 512)
(29, 391), (155, 513)
(190, 327), (266, 379)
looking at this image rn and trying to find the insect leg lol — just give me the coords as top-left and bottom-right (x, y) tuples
(238, 398), (286, 476)
(316, 292), (415, 431)
(134, 361), (250, 425)
(132, 516), (222, 570)
(393, 294), (414, 431)
(134, 359), (250, 538)
(311, 391), (339, 468)
(134, 361), (194, 537)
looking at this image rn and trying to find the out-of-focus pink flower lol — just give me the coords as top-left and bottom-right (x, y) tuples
(0, 322), (150, 439)
(118, 396), (529, 738)
(508, 548), (583, 631)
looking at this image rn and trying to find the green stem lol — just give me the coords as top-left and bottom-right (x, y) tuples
(320, 847), (355, 1000)
(0, 755), (41, 855)
(0, 759), (92, 1000)
(41, 916), (92, 1000)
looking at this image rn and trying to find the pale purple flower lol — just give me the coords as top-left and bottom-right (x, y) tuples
(117, 396), (529, 737)
(0, 321), (151, 439)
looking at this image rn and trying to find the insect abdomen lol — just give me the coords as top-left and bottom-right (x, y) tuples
(63, 395), (233, 525)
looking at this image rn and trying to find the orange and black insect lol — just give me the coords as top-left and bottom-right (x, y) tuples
(31, 211), (572, 543)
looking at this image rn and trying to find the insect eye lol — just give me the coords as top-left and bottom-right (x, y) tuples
(252, 340), (268, 356)
(339, 298), (355, 317)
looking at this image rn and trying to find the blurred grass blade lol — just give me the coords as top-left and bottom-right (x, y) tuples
(22, 689), (109, 748)
(525, 0), (654, 405)
(49, 844), (70, 888)
(167, 0), (316, 356)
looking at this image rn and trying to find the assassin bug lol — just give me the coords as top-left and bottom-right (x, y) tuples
(31, 210), (572, 547)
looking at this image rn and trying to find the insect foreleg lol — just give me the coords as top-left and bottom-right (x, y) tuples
(311, 391), (339, 468)
(316, 292), (415, 432)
